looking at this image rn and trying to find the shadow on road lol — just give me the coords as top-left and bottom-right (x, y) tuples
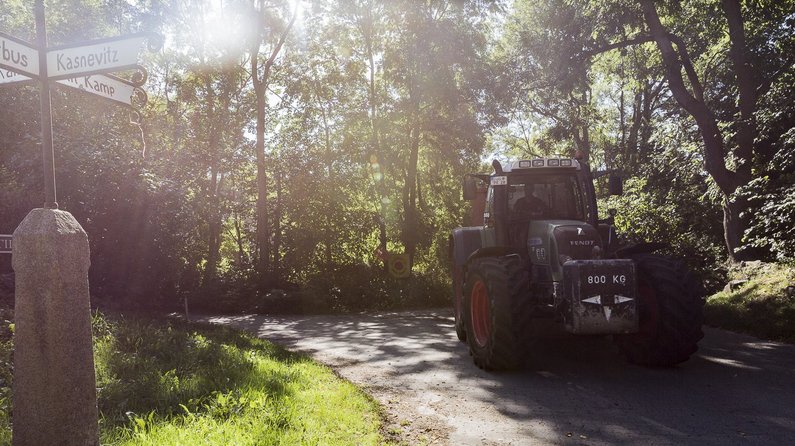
(205, 310), (795, 445)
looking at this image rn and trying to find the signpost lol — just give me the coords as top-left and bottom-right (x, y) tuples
(46, 34), (151, 80)
(1, 2), (160, 444)
(0, 235), (10, 254)
(0, 14), (156, 208)
(57, 74), (147, 107)
(0, 68), (32, 85)
(0, 32), (39, 77)
(3, 72), (147, 107)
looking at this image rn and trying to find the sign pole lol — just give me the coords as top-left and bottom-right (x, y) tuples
(34, 0), (57, 209)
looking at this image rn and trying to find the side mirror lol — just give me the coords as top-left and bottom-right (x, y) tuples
(463, 176), (477, 201)
(609, 174), (623, 196)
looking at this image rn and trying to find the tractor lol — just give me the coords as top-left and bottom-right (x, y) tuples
(449, 156), (704, 370)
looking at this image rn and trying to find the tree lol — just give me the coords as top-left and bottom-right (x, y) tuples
(249, 0), (298, 286)
(498, 0), (794, 261)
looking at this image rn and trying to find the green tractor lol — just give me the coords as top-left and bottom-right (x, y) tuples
(449, 157), (704, 370)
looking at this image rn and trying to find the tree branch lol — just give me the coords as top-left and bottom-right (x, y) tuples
(580, 35), (655, 59)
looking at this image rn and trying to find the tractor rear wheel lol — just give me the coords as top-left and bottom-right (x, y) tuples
(463, 255), (531, 371)
(613, 253), (704, 366)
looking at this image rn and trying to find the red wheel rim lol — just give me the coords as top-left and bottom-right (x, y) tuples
(470, 280), (490, 348)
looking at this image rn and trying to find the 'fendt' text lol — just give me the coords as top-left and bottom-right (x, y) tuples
(56, 47), (118, 73)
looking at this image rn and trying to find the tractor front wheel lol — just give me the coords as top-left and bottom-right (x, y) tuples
(613, 253), (704, 366)
(463, 256), (531, 371)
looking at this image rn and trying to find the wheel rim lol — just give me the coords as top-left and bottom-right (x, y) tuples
(470, 280), (490, 348)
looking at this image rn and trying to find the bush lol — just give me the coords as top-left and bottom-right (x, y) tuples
(738, 142), (795, 263)
(705, 262), (795, 342)
(297, 264), (449, 314)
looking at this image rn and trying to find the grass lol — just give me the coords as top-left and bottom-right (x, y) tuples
(0, 312), (386, 445)
(705, 262), (795, 343)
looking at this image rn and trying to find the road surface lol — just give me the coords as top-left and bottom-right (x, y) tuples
(203, 310), (795, 445)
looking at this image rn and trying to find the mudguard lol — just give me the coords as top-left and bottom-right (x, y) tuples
(450, 227), (483, 268)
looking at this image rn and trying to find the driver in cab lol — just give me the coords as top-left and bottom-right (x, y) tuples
(513, 183), (549, 219)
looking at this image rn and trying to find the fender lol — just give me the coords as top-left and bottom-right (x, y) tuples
(465, 246), (521, 265)
(615, 242), (668, 258)
(450, 227), (483, 268)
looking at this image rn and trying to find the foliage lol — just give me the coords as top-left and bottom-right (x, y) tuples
(0, 0), (497, 311)
(705, 262), (795, 343)
(493, 0), (795, 263)
(0, 309), (13, 446)
(605, 141), (727, 289)
(0, 312), (385, 444)
(737, 71), (795, 262)
(0, 0), (793, 314)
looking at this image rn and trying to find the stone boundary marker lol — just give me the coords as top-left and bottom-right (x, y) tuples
(12, 209), (98, 445)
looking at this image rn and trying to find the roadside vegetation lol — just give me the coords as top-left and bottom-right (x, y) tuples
(1, 1), (793, 317)
(0, 312), (385, 446)
(705, 262), (795, 343)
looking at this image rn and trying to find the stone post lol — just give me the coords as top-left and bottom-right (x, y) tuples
(12, 209), (98, 446)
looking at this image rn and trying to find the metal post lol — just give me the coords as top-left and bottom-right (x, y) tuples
(35, 0), (57, 209)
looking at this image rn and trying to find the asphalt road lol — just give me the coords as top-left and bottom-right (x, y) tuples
(203, 310), (795, 445)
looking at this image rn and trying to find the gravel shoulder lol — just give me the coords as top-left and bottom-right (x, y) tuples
(202, 309), (795, 445)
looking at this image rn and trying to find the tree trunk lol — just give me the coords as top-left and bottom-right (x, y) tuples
(273, 164), (282, 285)
(318, 99), (334, 270)
(249, 1), (297, 287)
(361, 3), (389, 272)
(640, 0), (757, 260)
(252, 56), (271, 284)
(404, 109), (420, 271)
(721, 0), (755, 182)
(204, 75), (222, 287)
(232, 210), (245, 265)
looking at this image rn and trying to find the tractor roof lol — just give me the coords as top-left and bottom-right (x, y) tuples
(503, 158), (581, 172)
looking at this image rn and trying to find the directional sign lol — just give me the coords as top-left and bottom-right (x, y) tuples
(0, 68), (32, 85)
(46, 34), (149, 80)
(0, 32), (39, 77)
(57, 74), (146, 107)
(0, 70), (146, 108)
(0, 235), (11, 254)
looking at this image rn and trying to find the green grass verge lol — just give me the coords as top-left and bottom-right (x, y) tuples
(0, 313), (386, 445)
(705, 262), (795, 343)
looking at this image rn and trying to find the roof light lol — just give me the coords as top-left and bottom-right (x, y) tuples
(532, 159), (545, 167)
(519, 160), (531, 168)
(547, 158), (560, 167)
(560, 159), (573, 167)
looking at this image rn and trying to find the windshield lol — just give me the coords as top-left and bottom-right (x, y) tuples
(508, 174), (585, 221)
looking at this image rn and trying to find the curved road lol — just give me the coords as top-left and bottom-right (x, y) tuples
(204, 310), (795, 445)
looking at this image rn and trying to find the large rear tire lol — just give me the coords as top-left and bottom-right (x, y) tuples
(463, 255), (531, 371)
(613, 253), (704, 366)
